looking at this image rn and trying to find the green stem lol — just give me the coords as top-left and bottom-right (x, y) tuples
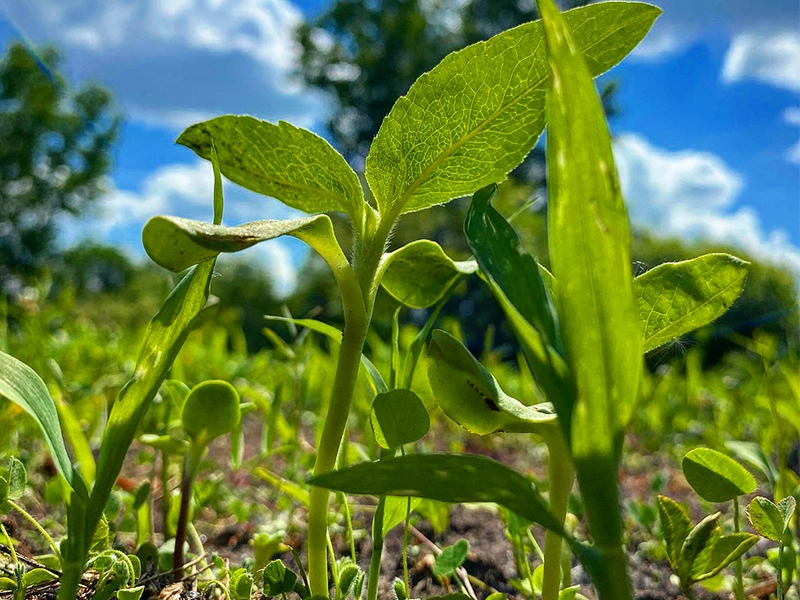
(366, 496), (387, 600)
(403, 497), (411, 598)
(778, 541), (784, 600)
(161, 451), (173, 539)
(541, 433), (574, 600)
(0, 522), (17, 563)
(173, 443), (204, 580)
(733, 499), (744, 600)
(8, 500), (62, 562)
(307, 312), (369, 596)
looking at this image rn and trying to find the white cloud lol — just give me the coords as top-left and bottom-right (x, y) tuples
(784, 107), (800, 164)
(633, 0), (800, 91)
(59, 160), (306, 295)
(4, 0), (327, 130)
(614, 133), (800, 275)
(722, 31), (800, 92)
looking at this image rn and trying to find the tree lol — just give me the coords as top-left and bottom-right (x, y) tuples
(0, 42), (119, 287)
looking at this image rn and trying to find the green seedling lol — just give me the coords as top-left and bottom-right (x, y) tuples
(0, 563), (57, 600)
(312, 2), (751, 599)
(138, 2), (660, 595)
(748, 495), (796, 600)
(657, 495), (758, 598)
(682, 447), (757, 599)
(174, 380), (241, 578)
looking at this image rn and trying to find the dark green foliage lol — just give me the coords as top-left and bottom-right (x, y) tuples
(0, 43), (119, 284)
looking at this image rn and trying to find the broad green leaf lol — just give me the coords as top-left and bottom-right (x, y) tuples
(539, 0), (642, 466)
(682, 448), (756, 503)
(230, 567), (254, 600)
(635, 254), (749, 352)
(370, 389), (430, 449)
(0, 577), (15, 591)
(381, 240), (476, 309)
(692, 533), (758, 582)
(145, 214), (326, 273)
(748, 496), (795, 541)
(4, 457), (26, 501)
(678, 512), (720, 581)
(657, 495), (692, 570)
(365, 2), (660, 216)
(433, 539), (469, 577)
(181, 381), (240, 446)
(0, 352), (78, 491)
(177, 116), (364, 222)
(21, 568), (57, 587)
(117, 587), (145, 600)
(465, 184), (561, 353)
(89, 260), (215, 539)
(309, 453), (564, 533)
(382, 496), (422, 537)
(427, 330), (559, 438)
(262, 559), (298, 596)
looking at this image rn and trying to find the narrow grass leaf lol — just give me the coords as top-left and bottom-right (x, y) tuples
(366, 2), (660, 216)
(539, 0), (642, 471)
(427, 330), (559, 437)
(682, 448), (757, 503)
(310, 453), (564, 533)
(635, 254), (749, 352)
(177, 116), (364, 222)
(254, 468), (311, 508)
(0, 352), (78, 491)
(381, 240), (476, 309)
(56, 397), (96, 485)
(90, 260), (215, 536)
(263, 316), (389, 393)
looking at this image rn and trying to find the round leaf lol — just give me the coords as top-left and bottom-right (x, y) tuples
(433, 539), (469, 578)
(181, 381), (240, 446)
(682, 448), (756, 503)
(381, 240), (476, 308)
(2, 457), (26, 501)
(370, 389), (430, 449)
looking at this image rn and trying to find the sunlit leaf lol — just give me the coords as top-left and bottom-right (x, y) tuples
(181, 381), (240, 446)
(0, 352), (79, 491)
(381, 240), (476, 309)
(539, 0), (642, 466)
(370, 389), (430, 449)
(177, 116), (365, 222)
(657, 495), (692, 570)
(748, 496), (795, 541)
(382, 496), (422, 537)
(682, 448), (756, 503)
(366, 2), (660, 216)
(427, 330), (559, 437)
(635, 254), (748, 352)
(310, 453), (563, 533)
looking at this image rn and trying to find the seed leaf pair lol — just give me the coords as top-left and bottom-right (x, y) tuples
(657, 496), (758, 589)
(748, 496), (796, 541)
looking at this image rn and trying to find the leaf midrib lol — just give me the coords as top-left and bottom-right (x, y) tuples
(390, 9), (652, 214)
(642, 272), (746, 350)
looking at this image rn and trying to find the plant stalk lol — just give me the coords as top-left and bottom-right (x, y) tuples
(366, 496), (387, 600)
(733, 499), (744, 600)
(173, 444), (203, 580)
(307, 311), (369, 596)
(541, 433), (574, 600)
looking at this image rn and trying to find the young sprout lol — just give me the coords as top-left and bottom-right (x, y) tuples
(173, 380), (241, 578)
(682, 447), (758, 600)
(748, 495), (796, 600)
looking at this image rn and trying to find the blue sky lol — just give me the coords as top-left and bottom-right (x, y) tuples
(1, 0), (798, 294)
